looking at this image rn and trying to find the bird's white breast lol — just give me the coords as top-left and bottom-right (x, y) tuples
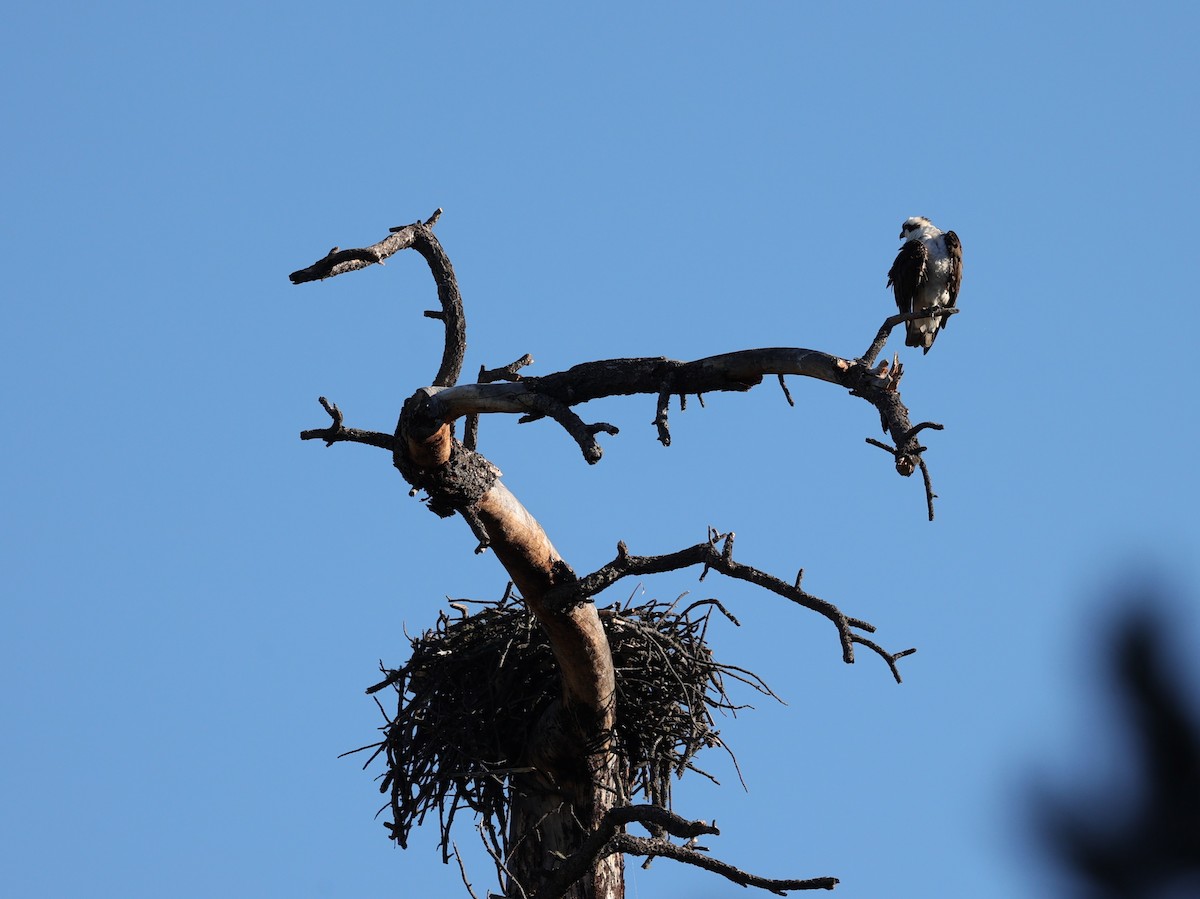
(918, 234), (951, 303)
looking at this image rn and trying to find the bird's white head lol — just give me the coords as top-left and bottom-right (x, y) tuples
(899, 216), (937, 240)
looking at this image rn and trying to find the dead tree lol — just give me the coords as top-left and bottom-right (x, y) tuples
(290, 210), (944, 898)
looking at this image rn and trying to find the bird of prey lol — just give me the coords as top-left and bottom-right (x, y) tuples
(887, 216), (962, 353)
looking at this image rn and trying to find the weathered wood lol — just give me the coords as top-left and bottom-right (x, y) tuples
(475, 481), (623, 897)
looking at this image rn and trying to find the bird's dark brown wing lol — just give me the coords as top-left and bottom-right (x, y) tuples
(944, 230), (963, 310)
(887, 239), (928, 314)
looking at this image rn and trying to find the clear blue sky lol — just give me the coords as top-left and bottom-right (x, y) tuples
(4, 2), (1198, 896)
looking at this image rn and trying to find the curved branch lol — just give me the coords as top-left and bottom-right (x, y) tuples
(289, 210), (465, 388)
(288, 210), (442, 282)
(607, 804), (720, 839)
(404, 341), (937, 503)
(413, 351), (841, 432)
(409, 221), (466, 388)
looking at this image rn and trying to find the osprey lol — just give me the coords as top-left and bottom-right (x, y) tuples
(887, 216), (962, 353)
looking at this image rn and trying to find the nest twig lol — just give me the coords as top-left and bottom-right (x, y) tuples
(347, 589), (777, 863)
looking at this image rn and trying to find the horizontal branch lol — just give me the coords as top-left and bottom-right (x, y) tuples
(425, 348), (848, 427)
(298, 397), (395, 450)
(304, 333), (944, 515)
(405, 346), (908, 471)
(611, 833), (838, 893)
(528, 804), (836, 899)
(607, 804), (720, 839)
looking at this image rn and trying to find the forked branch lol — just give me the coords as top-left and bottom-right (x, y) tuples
(866, 420), (944, 520)
(549, 529), (916, 683)
(529, 805), (837, 899)
(299, 397), (395, 451)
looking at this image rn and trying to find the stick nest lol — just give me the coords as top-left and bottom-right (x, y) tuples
(350, 588), (778, 861)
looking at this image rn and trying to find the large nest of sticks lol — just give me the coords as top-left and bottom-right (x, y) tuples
(351, 587), (777, 859)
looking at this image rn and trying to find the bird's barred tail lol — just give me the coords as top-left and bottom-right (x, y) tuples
(905, 317), (939, 353)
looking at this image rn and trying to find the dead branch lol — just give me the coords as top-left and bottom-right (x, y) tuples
(481, 354), (536, 384)
(904, 421), (944, 442)
(288, 209), (441, 282)
(530, 805), (836, 899)
(452, 843), (483, 899)
(607, 804), (720, 839)
(861, 307), (960, 367)
(608, 834), (838, 893)
(917, 456), (937, 523)
(290, 209), (465, 389)
(777, 373), (795, 407)
(513, 393), (619, 464)
(551, 530), (915, 683)
(299, 396), (395, 450)
(865, 428), (942, 522)
(396, 346), (939, 504)
(426, 350), (843, 429)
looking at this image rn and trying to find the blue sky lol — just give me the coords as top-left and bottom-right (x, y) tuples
(4, 2), (1199, 896)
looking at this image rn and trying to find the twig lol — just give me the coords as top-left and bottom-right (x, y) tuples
(864, 434), (940, 521)
(480, 354), (535, 383)
(299, 396), (395, 450)
(654, 388), (672, 446)
(452, 842), (481, 899)
(480, 822), (528, 899)
(917, 456), (937, 522)
(904, 421), (944, 442)
(777, 373), (795, 407)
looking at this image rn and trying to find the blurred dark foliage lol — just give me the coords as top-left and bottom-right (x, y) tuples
(1036, 593), (1200, 897)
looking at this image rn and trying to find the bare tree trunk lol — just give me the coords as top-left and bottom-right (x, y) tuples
(475, 482), (625, 898)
